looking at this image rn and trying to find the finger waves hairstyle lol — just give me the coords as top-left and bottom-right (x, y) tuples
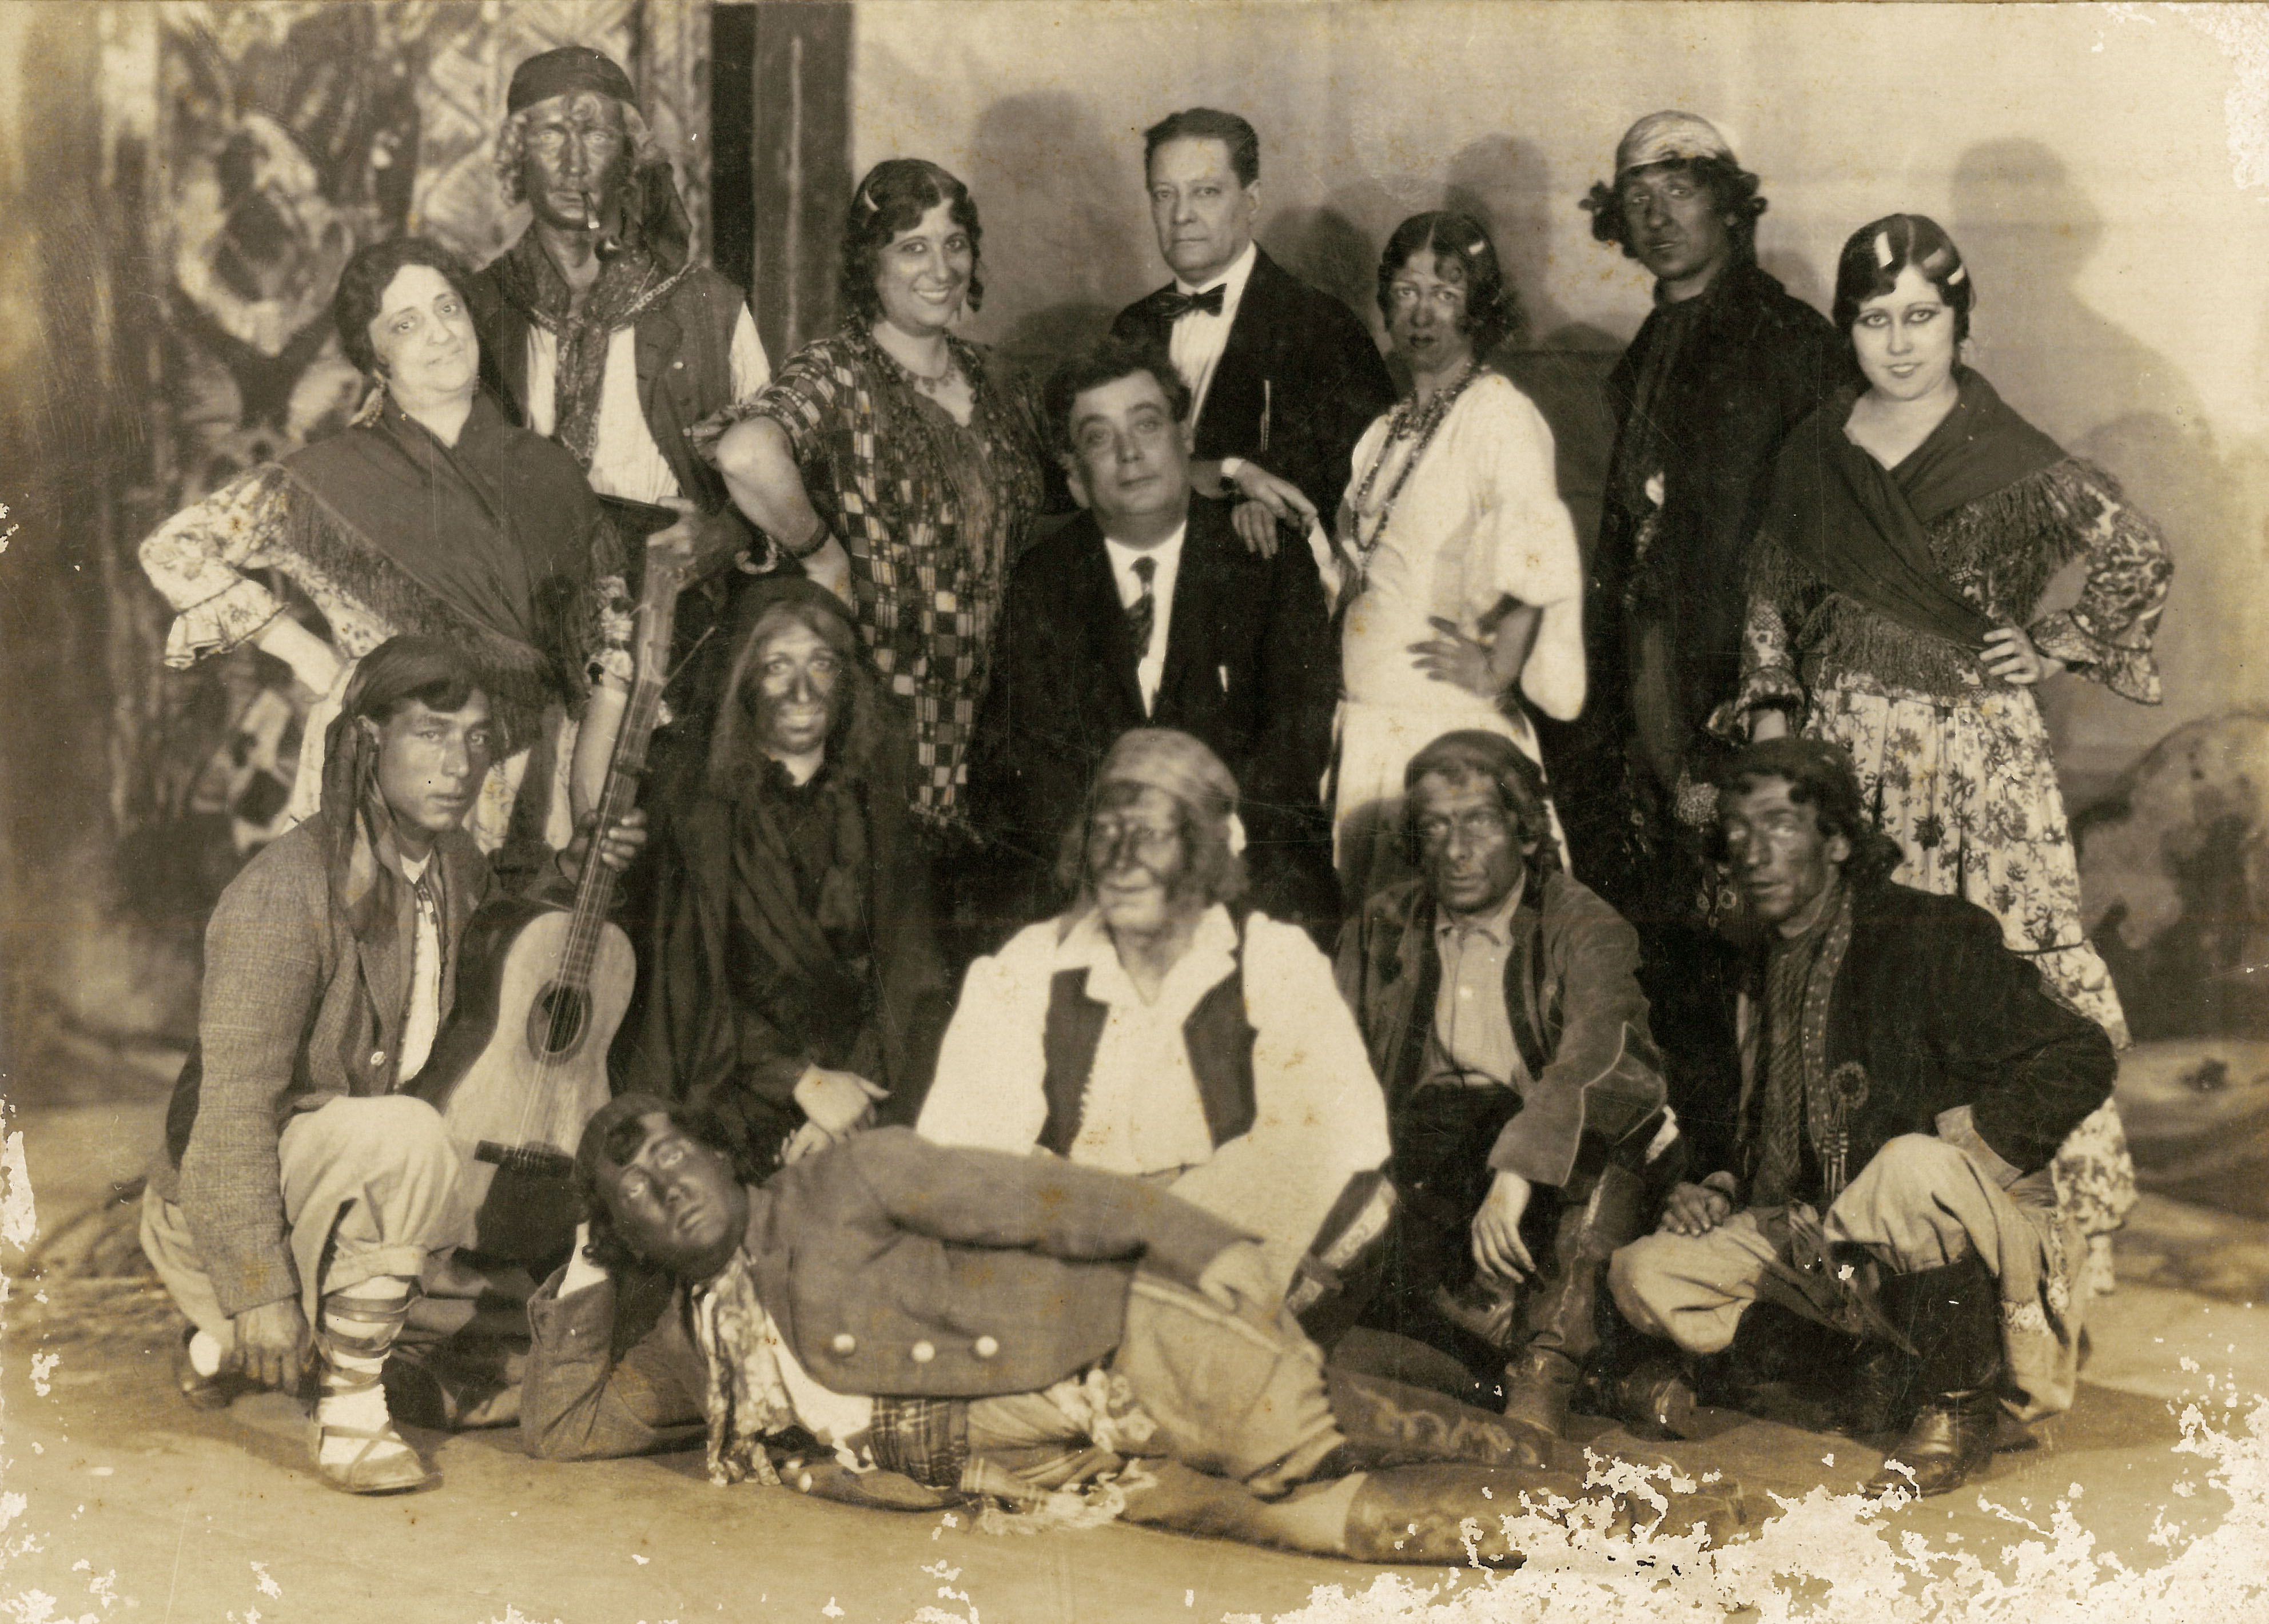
(1582, 157), (1768, 265)
(1377, 211), (1520, 357)
(1832, 213), (1974, 345)
(839, 158), (985, 328)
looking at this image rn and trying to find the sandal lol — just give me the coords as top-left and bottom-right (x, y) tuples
(172, 1325), (257, 1412)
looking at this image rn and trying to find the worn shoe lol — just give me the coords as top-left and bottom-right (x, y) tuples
(1589, 1354), (1703, 1439)
(1865, 1388), (2000, 1497)
(1500, 1345), (1581, 1439)
(311, 1413), (437, 1495)
(171, 1327), (257, 1412)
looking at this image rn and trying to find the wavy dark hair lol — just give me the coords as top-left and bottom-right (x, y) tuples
(333, 237), (480, 377)
(574, 1092), (759, 1277)
(1143, 107), (1260, 188)
(1832, 212), (1974, 346)
(1401, 729), (1560, 877)
(1714, 737), (1904, 890)
(1041, 335), (1192, 458)
(837, 158), (985, 328)
(1376, 211), (1520, 359)
(706, 579), (889, 797)
(1581, 156), (1767, 266)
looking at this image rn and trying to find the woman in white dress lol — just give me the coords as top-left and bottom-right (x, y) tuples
(1333, 212), (1586, 903)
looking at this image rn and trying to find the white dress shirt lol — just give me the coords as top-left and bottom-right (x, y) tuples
(396, 853), (442, 1085)
(1101, 522), (1187, 715)
(1166, 241), (1257, 433)
(526, 305), (771, 504)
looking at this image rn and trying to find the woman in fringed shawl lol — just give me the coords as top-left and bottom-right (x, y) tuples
(138, 236), (634, 872)
(622, 578), (952, 1181)
(699, 161), (1051, 879)
(1715, 215), (2175, 1296)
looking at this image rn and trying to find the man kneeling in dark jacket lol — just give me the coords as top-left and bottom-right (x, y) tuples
(523, 1097), (1748, 1561)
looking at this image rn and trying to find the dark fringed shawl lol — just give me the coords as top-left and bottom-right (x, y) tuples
(278, 392), (618, 751)
(1753, 457), (2123, 699)
(1759, 369), (2064, 658)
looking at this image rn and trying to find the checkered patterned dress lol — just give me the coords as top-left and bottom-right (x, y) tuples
(702, 329), (1048, 829)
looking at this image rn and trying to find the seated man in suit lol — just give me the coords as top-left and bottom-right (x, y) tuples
(1337, 731), (1672, 1440)
(1113, 107), (1396, 570)
(139, 636), (645, 1494)
(522, 1095), (1747, 1561)
(1604, 739), (2116, 1498)
(967, 336), (1337, 935)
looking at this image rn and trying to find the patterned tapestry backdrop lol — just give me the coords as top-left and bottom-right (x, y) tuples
(101, 0), (712, 870)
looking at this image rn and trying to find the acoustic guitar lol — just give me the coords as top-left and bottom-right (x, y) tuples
(415, 535), (689, 1261)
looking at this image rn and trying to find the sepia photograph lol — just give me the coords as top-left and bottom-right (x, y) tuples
(1, 2), (2266, 1619)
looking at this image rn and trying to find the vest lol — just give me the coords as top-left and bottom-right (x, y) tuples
(1036, 910), (1257, 1156)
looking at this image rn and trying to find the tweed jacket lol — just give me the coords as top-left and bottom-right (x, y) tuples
(965, 496), (1337, 925)
(520, 1127), (1248, 1462)
(149, 818), (492, 1316)
(1685, 880), (2118, 1203)
(1335, 871), (1666, 1189)
(1113, 246), (1398, 524)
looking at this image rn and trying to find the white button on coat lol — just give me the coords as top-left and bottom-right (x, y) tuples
(972, 1336), (999, 1359)
(830, 1333), (856, 1356)
(910, 1340), (936, 1364)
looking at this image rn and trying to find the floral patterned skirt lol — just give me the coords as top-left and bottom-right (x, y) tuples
(1806, 668), (2136, 1290)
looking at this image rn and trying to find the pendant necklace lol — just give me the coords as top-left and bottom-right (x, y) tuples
(1340, 361), (1484, 592)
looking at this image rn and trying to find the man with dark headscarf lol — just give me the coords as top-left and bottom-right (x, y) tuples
(469, 46), (771, 739)
(138, 636), (645, 1495)
(1336, 731), (1670, 1438)
(620, 578), (953, 1176)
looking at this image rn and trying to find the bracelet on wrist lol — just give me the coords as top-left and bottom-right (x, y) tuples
(779, 523), (833, 562)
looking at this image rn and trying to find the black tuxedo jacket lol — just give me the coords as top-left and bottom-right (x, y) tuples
(968, 496), (1338, 931)
(1113, 247), (1396, 524)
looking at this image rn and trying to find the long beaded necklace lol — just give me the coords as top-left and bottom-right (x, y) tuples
(1340, 360), (1485, 591)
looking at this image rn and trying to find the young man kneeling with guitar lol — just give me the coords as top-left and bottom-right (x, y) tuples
(140, 636), (647, 1494)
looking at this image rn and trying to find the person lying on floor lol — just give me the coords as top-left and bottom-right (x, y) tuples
(1600, 738), (2116, 1497)
(519, 1096), (1748, 1562)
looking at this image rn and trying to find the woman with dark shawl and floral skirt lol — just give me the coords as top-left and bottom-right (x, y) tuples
(138, 236), (637, 871)
(1716, 214), (2174, 1295)
(620, 577), (953, 1180)
(699, 159), (1050, 953)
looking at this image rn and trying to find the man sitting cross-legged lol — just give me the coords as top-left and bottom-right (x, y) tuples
(1336, 731), (1671, 1437)
(139, 635), (646, 1494)
(1602, 738), (2116, 1497)
(520, 1097), (1747, 1562)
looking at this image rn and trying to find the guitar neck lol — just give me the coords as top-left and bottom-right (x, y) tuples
(557, 549), (686, 986)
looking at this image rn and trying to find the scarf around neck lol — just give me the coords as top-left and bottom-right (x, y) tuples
(1763, 367), (2065, 654)
(488, 228), (694, 468)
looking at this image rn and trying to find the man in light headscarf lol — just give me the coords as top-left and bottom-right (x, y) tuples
(1545, 112), (1848, 1208)
(922, 730), (1392, 1344)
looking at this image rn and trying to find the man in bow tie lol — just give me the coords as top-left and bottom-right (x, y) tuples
(1111, 108), (1395, 567)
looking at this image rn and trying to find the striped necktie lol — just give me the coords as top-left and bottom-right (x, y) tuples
(1126, 556), (1157, 663)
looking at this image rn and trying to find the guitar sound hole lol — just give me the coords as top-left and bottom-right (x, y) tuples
(528, 983), (590, 1060)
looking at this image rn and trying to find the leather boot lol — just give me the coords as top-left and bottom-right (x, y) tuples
(1500, 1161), (1649, 1439)
(1324, 1366), (1575, 1475)
(1339, 1462), (1752, 1565)
(1862, 1251), (2004, 1498)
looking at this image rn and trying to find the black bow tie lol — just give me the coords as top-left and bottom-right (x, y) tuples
(1157, 284), (1227, 321)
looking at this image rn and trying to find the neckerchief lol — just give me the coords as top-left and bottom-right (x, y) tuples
(1762, 367), (2064, 654)
(688, 1250), (793, 1487)
(1751, 882), (1855, 1206)
(487, 231), (694, 469)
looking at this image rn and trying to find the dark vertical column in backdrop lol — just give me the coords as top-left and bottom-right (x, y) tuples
(709, 3), (757, 298)
(738, 1), (853, 364)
